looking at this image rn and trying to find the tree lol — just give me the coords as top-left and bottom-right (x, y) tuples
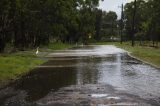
(124, 0), (146, 46)
(0, 0), (10, 52)
(77, 0), (100, 44)
(101, 11), (118, 41)
(0, 0), (101, 52)
(124, 0), (160, 47)
(95, 9), (102, 41)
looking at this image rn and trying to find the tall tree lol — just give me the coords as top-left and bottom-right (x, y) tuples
(95, 9), (102, 41)
(101, 11), (118, 40)
(0, 0), (101, 52)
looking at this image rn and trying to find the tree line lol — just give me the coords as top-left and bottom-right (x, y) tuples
(123, 0), (160, 47)
(94, 0), (160, 47)
(0, 0), (103, 52)
(1, 0), (159, 53)
(100, 11), (118, 41)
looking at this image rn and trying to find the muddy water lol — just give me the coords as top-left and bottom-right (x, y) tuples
(0, 45), (160, 106)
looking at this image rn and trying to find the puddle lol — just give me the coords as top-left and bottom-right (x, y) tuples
(0, 45), (159, 106)
(98, 103), (139, 106)
(91, 94), (108, 98)
(106, 96), (121, 100)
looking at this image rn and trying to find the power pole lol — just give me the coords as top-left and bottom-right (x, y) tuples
(131, 0), (137, 47)
(120, 4), (124, 44)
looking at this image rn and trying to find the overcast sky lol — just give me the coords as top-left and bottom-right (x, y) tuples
(99, 0), (134, 19)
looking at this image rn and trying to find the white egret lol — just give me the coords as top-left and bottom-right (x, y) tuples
(36, 47), (39, 55)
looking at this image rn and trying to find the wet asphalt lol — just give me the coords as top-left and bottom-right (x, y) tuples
(0, 45), (160, 106)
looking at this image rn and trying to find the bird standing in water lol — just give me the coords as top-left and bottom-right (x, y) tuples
(36, 47), (39, 55)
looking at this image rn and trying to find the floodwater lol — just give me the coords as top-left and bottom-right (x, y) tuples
(0, 45), (160, 106)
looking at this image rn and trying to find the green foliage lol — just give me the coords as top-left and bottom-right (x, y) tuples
(100, 11), (118, 40)
(124, 0), (160, 46)
(0, 0), (100, 52)
(95, 9), (102, 41)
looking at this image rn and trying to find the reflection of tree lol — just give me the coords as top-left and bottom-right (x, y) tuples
(101, 11), (118, 40)
(76, 58), (101, 85)
(116, 53), (122, 72)
(14, 67), (77, 102)
(93, 54), (122, 85)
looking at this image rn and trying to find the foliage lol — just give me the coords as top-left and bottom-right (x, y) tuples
(124, 0), (160, 47)
(0, 0), (101, 52)
(100, 11), (118, 41)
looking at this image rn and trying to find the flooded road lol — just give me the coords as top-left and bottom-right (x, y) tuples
(0, 45), (160, 106)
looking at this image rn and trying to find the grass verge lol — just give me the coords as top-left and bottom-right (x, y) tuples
(0, 42), (75, 87)
(0, 53), (44, 87)
(93, 42), (160, 68)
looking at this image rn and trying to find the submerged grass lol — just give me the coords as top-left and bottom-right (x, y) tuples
(93, 42), (160, 68)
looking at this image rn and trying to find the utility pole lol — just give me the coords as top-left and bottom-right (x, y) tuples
(131, 0), (137, 47)
(120, 4), (124, 44)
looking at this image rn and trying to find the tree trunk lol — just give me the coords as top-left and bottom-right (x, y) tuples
(131, 0), (137, 47)
(0, 33), (5, 53)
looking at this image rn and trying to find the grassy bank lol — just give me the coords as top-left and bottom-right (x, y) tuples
(94, 42), (160, 68)
(0, 53), (44, 86)
(0, 42), (75, 86)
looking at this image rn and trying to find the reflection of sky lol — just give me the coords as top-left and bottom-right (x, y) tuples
(99, 0), (134, 19)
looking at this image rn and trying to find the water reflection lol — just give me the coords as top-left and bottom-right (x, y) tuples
(98, 54), (124, 89)
(13, 54), (120, 102)
(14, 67), (77, 101)
(76, 58), (101, 85)
(0, 45), (160, 105)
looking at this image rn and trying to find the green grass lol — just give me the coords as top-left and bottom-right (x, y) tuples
(93, 42), (160, 68)
(0, 42), (75, 86)
(0, 54), (44, 86)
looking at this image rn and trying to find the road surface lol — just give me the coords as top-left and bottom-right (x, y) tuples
(0, 45), (160, 106)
